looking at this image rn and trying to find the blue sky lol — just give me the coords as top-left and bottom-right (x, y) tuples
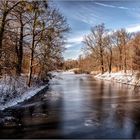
(53, 0), (140, 60)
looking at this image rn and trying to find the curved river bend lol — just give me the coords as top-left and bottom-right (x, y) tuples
(0, 73), (140, 138)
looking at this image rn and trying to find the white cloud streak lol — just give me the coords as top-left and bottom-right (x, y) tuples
(68, 36), (83, 43)
(95, 2), (135, 11)
(65, 31), (90, 49)
(126, 24), (140, 32)
(65, 36), (83, 48)
(95, 2), (116, 8)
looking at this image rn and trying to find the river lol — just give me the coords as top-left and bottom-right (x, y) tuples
(0, 72), (140, 138)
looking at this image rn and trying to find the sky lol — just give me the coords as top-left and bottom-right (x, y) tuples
(53, 0), (140, 60)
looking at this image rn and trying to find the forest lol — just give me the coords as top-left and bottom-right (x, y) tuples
(64, 23), (140, 76)
(0, 0), (69, 84)
(0, 0), (69, 109)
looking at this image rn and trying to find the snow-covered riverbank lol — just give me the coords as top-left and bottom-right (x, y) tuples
(0, 85), (48, 111)
(0, 74), (51, 111)
(94, 71), (140, 86)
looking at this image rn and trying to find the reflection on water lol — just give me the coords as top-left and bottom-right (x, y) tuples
(1, 73), (140, 138)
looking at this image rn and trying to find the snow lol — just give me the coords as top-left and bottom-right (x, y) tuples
(0, 85), (47, 111)
(52, 71), (74, 75)
(0, 73), (53, 111)
(0, 71), (63, 111)
(62, 71), (75, 74)
(94, 71), (140, 86)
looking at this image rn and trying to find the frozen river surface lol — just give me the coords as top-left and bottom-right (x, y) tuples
(0, 73), (140, 138)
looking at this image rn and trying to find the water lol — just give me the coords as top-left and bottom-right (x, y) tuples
(0, 73), (140, 138)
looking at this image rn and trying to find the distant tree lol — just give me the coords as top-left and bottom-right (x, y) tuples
(132, 33), (140, 71)
(112, 29), (131, 72)
(104, 35), (114, 73)
(83, 23), (108, 74)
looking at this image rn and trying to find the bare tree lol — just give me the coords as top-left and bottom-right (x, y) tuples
(104, 35), (114, 73)
(112, 29), (131, 72)
(38, 7), (69, 81)
(83, 23), (108, 74)
(27, 1), (69, 86)
(132, 33), (140, 71)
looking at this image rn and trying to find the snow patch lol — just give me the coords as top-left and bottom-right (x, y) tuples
(0, 85), (47, 111)
(62, 71), (75, 74)
(94, 71), (140, 86)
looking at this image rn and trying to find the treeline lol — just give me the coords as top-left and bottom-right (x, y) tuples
(63, 58), (93, 74)
(77, 23), (140, 74)
(63, 59), (79, 70)
(0, 0), (69, 86)
(64, 23), (140, 74)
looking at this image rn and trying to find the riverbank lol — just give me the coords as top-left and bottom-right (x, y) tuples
(0, 74), (51, 111)
(94, 71), (140, 86)
(0, 84), (48, 111)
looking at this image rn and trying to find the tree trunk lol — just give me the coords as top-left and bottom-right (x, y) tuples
(100, 50), (104, 74)
(124, 46), (127, 73)
(0, 1), (20, 75)
(16, 14), (23, 76)
(119, 49), (122, 71)
(109, 50), (112, 73)
(28, 48), (34, 87)
(0, 12), (7, 75)
(28, 32), (35, 87)
(28, 12), (37, 87)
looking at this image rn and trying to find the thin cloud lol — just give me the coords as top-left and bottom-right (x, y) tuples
(65, 36), (83, 48)
(119, 6), (129, 10)
(63, 49), (83, 60)
(126, 24), (140, 32)
(95, 2), (136, 11)
(95, 2), (116, 8)
(65, 44), (73, 48)
(69, 36), (83, 43)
